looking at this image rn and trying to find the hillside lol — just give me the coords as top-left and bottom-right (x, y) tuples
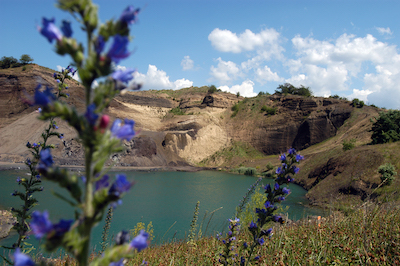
(0, 64), (398, 208)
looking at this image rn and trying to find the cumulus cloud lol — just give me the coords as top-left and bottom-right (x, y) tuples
(376, 27), (393, 35)
(134, 64), (193, 90)
(218, 80), (257, 97)
(208, 28), (282, 54)
(255, 66), (283, 84)
(181, 55), (194, 71)
(287, 33), (400, 108)
(209, 57), (242, 83)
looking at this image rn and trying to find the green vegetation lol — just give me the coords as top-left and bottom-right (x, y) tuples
(0, 54), (34, 69)
(352, 98), (365, 108)
(126, 202), (400, 265)
(199, 141), (266, 167)
(169, 106), (185, 115)
(260, 105), (277, 115)
(275, 83), (313, 97)
(237, 167), (257, 176)
(208, 85), (220, 94)
(371, 110), (400, 144)
(329, 94), (348, 101)
(378, 163), (397, 186)
(342, 139), (356, 151)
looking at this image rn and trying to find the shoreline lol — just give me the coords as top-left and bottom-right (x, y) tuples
(0, 161), (210, 173)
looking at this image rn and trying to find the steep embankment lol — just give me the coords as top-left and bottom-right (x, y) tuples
(3, 64), (397, 208)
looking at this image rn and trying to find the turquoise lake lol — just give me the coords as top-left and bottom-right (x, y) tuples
(0, 169), (324, 250)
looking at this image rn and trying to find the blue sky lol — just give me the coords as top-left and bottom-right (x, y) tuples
(1, 0), (400, 109)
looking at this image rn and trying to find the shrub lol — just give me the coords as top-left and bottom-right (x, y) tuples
(275, 83), (313, 97)
(0, 56), (18, 69)
(371, 110), (400, 144)
(342, 139), (356, 151)
(208, 85), (217, 94)
(237, 167), (257, 176)
(260, 105), (277, 115)
(378, 163), (397, 186)
(352, 98), (364, 108)
(19, 54), (34, 65)
(169, 106), (185, 115)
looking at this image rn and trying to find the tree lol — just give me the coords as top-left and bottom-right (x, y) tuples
(20, 54), (33, 65)
(275, 83), (313, 97)
(371, 110), (400, 144)
(0, 56), (18, 69)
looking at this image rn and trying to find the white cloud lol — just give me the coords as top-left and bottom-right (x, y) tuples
(376, 27), (393, 35)
(208, 28), (283, 55)
(348, 88), (373, 102)
(181, 55), (194, 71)
(133, 64), (193, 91)
(209, 57), (241, 83)
(218, 80), (257, 97)
(255, 66), (283, 84)
(287, 33), (400, 108)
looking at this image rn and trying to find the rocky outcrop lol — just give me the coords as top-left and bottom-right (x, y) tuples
(230, 95), (353, 155)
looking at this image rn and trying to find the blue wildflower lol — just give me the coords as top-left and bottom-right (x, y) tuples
(53, 219), (73, 236)
(130, 230), (149, 252)
(243, 242), (248, 248)
(30, 210), (53, 238)
(119, 6), (140, 24)
(264, 201), (273, 209)
(109, 259), (124, 266)
(261, 228), (273, 237)
(280, 154), (286, 161)
(34, 85), (56, 106)
(112, 68), (135, 83)
(292, 166), (300, 174)
(95, 35), (105, 54)
(275, 167), (282, 175)
(85, 103), (99, 126)
(277, 196), (285, 202)
(95, 175), (109, 191)
(12, 248), (35, 266)
(258, 238), (265, 245)
(264, 183), (271, 192)
(282, 187), (290, 194)
(60, 20), (72, 37)
(107, 35), (130, 63)
(249, 221), (257, 229)
(254, 256), (260, 261)
(110, 118), (136, 141)
(274, 183), (279, 191)
(109, 174), (132, 197)
(296, 154), (304, 162)
(39, 17), (62, 43)
(39, 148), (53, 168)
(288, 148), (296, 154)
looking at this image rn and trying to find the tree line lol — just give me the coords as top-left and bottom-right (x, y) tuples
(0, 54), (34, 69)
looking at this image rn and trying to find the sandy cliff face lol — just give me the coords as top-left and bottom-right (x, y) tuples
(0, 65), (356, 167)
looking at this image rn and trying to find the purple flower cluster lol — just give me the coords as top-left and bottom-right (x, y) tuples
(119, 6), (140, 24)
(130, 230), (149, 251)
(110, 118), (136, 141)
(39, 17), (74, 43)
(30, 210), (73, 239)
(107, 35), (130, 63)
(234, 148), (304, 264)
(34, 84), (56, 106)
(12, 248), (35, 266)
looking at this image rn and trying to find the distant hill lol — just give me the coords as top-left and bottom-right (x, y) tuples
(0, 64), (398, 208)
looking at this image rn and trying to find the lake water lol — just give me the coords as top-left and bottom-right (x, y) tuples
(0, 169), (323, 250)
